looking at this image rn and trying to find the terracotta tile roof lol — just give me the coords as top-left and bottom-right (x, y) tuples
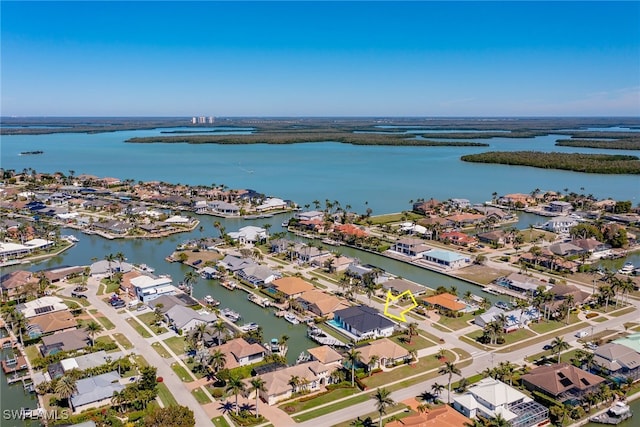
(521, 363), (605, 397)
(28, 311), (77, 334)
(334, 224), (367, 237)
(272, 277), (315, 296)
(422, 293), (466, 311)
(1, 270), (35, 290)
(386, 399), (471, 427)
(298, 290), (346, 316)
(307, 346), (343, 364)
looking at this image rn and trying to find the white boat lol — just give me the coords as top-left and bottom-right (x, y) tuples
(284, 312), (300, 325)
(618, 262), (635, 275)
(270, 338), (280, 352)
(221, 308), (241, 322)
(139, 263), (155, 273)
(203, 295), (219, 306)
(241, 322), (259, 332)
(609, 401), (631, 417)
(590, 401), (632, 424)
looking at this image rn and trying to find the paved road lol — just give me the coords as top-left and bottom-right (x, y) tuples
(80, 277), (215, 426)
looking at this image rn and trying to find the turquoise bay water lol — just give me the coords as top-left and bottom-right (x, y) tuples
(1, 128), (638, 214)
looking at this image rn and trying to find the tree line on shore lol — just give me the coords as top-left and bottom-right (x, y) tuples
(555, 138), (640, 150)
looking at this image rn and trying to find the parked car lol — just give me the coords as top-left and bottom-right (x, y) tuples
(112, 301), (126, 309)
(586, 342), (598, 350)
(576, 330), (590, 338)
(71, 292), (87, 299)
(543, 344), (553, 350)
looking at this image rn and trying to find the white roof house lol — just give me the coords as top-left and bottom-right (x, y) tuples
(164, 305), (217, 333)
(131, 275), (176, 303)
(256, 197), (287, 212)
(542, 216), (579, 234)
(228, 226), (267, 244)
(60, 350), (124, 372)
(164, 215), (191, 224)
(18, 296), (69, 318)
(453, 378), (548, 427)
(89, 260), (134, 276)
(70, 371), (124, 413)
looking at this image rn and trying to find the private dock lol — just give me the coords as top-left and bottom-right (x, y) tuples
(307, 326), (348, 347)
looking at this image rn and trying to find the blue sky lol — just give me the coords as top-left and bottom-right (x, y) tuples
(2, 1), (639, 116)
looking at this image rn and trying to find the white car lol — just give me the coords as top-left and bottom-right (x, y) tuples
(576, 330), (589, 338)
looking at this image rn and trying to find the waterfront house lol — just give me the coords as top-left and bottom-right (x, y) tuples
(474, 306), (540, 332)
(358, 338), (410, 368)
(500, 193), (534, 208)
(164, 305), (217, 334)
(237, 264), (280, 287)
(18, 296), (69, 318)
(549, 242), (584, 257)
(592, 343), (640, 381)
(148, 294), (188, 313)
(449, 198), (471, 209)
(91, 220), (131, 236)
(547, 201), (573, 214)
(40, 330), (90, 356)
(572, 238), (611, 258)
(307, 345), (343, 366)
(399, 222), (429, 236)
(387, 398), (472, 427)
(392, 238), (431, 258)
(333, 223), (368, 238)
(70, 371), (124, 413)
(445, 213), (485, 228)
(297, 290), (348, 318)
(0, 270), (36, 301)
(494, 273), (548, 296)
(422, 249), (469, 269)
(227, 226), (268, 244)
(477, 230), (510, 246)
(0, 238), (54, 260)
(257, 361), (336, 405)
(269, 276), (315, 299)
(255, 197), (287, 212)
(542, 216), (579, 234)
(214, 338), (266, 369)
(453, 378), (549, 427)
(440, 231), (478, 247)
(89, 259), (134, 276)
(310, 254), (354, 272)
(209, 200), (240, 215)
(42, 266), (85, 284)
(422, 293), (466, 313)
(520, 363), (605, 404)
(28, 310), (77, 336)
(295, 210), (324, 221)
(412, 198), (441, 214)
(218, 255), (257, 273)
(381, 278), (427, 296)
(333, 305), (395, 341)
(60, 350), (124, 373)
(131, 275), (176, 303)
(294, 244), (327, 264)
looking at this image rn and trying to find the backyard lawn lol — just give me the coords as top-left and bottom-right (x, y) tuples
(291, 394), (370, 423)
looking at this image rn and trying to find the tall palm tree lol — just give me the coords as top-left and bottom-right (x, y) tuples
(406, 322), (418, 345)
(209, 349), (227, 377)
(249, 377), (266, 418)
(278, 335), (290, 353)
(551, 336), (570, 363)
(431, 382), (445, 398)
(225, 375), (246, 415)
(85, 320), (103, 347)
(372, 387), (394, 427)
(439, 361), (461, 404)
(346, 348), (362, 387)
(563, 294), (575, 325)
(55, 375), (78, 411)
(104, 253), (115, 278)
(183, 271), (200, 297)
(368, 355), (380, 376)
(212, 320), (227, 345)
(37, 273), (50, 297)
(288, 375), (301, 393)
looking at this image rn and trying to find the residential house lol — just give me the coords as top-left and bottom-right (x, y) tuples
(453, 378), (548, 427)
(256, 197), (287, 212)
(60, 350), (124, 373)
(295, 245), (327, 264)
(358, 338), (410, 368)
(422, 249), (469, 269)
(269, 277), (315, 299)
(297, 290), (348, 318)
(592, 343), (640, 381)
(333, 223), (367, 238)
(475, 306), (540, 332)
(164, 305), (217, 334)
(209, 201), (240, 216)
(521, 363), (605, 403)
(542, 216), (579, 234)
(0, 239), (54, 260)
(0, 270), (36, 301)
(148, 294), (187, 313)
(333, 305), (395, 341)
(257, 361), (337, 405)
(440, 231), (478, 247)
(237, 264), (280, 287)
(89, 260), (134, 276)
(449, 198), (471, 209)
(70, 371), (124, 413)
(18, 296), (69, 318)
(544, 284), (591, 314)
(91, 220), (131, 236)
(388, 398), (472, 427)
(310, 254), (354, 272)
(422, 293), (466, 313)
(549, 242), (585, 257)
(131, 275), (176, 303)
(227, 226), (267, 244)
(381, 278), (427, 296)
(477, 230), (510, 246)
(40, 330), (90, 356)
(494, 273), (548, 296)
(399, 222), (429, 236)
(42, 266), (85, 284)
(213, 338), (266, 369)
(547, 201), (573, 214)
(500, 193), (533, 208)
(572, 239), (611, 258)
(218, 255), (257, 274)
(307, 346), (343, 366)
(412, 198), (441, 214)
(445, 213), (485, 228)
(392, 238), (431, 258)
(295, 210), (324, 221)
(28, 311), (77, 337)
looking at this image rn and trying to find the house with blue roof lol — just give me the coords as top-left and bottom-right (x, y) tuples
(422, 249), (469, 269)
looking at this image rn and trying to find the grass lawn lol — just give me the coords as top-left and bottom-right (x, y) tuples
(452, 348), (472, 360)
(609, 306), (636, 317)
(454, 265), (511, 285)
(112, 333), (133, 350)
(386, 358), (473, 393)
(437, 313), (475, 331)
(152, 342), (172, 358)
(389, 334), (434, 350)
(24, 345), (40, 364)
(211, 417), (232, 427)
(465, 328), (536, 349)
(97, 283), (105, 296)
(94, 315), (115, 330)
(172, 362), (195, 381)
(61, 296), (91, 307)
(126, 317), (152, 338)
(95, 336), (115, 346)
(593, 316), (608, 323)
(429, 322), (451, 333)
(529, 314), (578, 334)
(361, 351), (454, 389)
(164, 336), (187, 355)
(192, 387), (211, 404)
(132, 354), (148, 367)
(418, 329), (444, 345)
(368, 212), (423, 225)
(292, 394), (370, 422)
(156, 382), (178, 407)
(137, 311), (163, 329)
(279, 386), (359, 414)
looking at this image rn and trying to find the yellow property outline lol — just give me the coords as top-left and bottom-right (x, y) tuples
(383, 290), (418, 322)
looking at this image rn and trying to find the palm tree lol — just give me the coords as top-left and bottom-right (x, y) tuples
(368, 355), (380, 376)
(111, 389), (127, 413)
(439, 361), (461, 404)
(406, 322), (418, 345)
(563, 294), (575, 325)
(346, 348), (362, 387)
(183, 271), (199, 297)
(372, 387), (394, 427)
(489, 413), (510, 427)
(37, 273), (50, 297)
(278, 334), (290, 353)
(212, 320), (227, 345)
(249, 377), (266, 418)
(225, 375), (246, 415)
(551, 336), (570, 363)
(431, 382), (445, 398)
(85, 320), (103, 347)
(288, 375), (301, 393)
(104, 253), (115, 278)
(209, 349), (227, 376)
(55, 375), (78, 411)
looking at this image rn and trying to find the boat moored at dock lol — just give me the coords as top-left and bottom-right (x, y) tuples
(590, 401), (632, 424)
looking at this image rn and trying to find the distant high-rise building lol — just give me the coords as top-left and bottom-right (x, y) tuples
(198, 116), (206, 124)
(208, 116), (215, 124)
(191, 117), (197, 124)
